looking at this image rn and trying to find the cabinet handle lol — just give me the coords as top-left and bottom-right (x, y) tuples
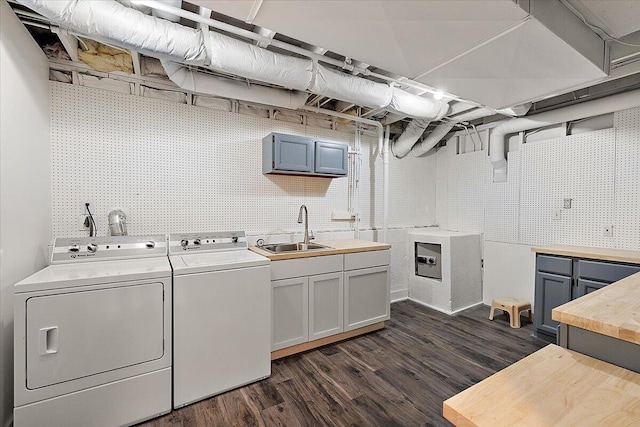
(38, 326), (59, 355)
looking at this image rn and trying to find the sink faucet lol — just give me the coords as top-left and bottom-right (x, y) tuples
(297, 205), (309, 246)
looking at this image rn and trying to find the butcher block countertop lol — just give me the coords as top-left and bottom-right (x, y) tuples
(443, 344), (640, 427)
(552, 271), (640, 345)
(249, 239), (391, 261)
(531, 244), (640, 264)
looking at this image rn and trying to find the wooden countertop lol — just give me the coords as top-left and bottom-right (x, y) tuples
(249, 239), (391, 261)
(443, 344), (640, 427)
(531, 244), (640, 264)
(552, 271), (640, 345)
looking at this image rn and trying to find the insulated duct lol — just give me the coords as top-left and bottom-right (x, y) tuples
(391, 118), (433, 158)
(19, 0), (449, 120)
(489, 88), (640, 180)
(162, 60), (308, 109)
(392, 107), (495, 158)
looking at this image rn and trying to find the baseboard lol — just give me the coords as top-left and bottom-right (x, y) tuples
(407, 298), (484, 315)
(390, 289), (409, 303)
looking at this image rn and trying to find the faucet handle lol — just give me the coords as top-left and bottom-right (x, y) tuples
(309, 230), (315, 240)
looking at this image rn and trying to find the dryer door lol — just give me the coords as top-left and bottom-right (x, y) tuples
(26, 282), (164, 389)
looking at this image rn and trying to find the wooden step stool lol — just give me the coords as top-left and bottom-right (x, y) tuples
(489, 297), (532, 328)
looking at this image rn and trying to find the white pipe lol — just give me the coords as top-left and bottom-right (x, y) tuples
(383, 126), (390, 243)
(411, 123), (454, 156)
(391, 118), (432, 158)
(489, 88), (640, 171)
(161, 60), (308, 109)
(300, 106), (388, 243)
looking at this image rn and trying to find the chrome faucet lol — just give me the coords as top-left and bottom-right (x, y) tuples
(297, 205), (309, 248)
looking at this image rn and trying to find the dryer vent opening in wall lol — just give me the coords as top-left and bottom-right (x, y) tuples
(415, 242), (442, 280)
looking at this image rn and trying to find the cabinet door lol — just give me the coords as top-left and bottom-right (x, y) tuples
(314, 141), (348, 176)
(576, 278), (608, 298)
(534, 272), (572, 338)
(274, 134), (313, 172)
(272, 277), (309, 351)
(309, 272), (343, 341)
(344, 266), (390, 332)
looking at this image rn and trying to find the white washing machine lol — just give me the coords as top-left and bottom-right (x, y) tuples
(13, 235), (172, 427)
(169, 231), (271, 408)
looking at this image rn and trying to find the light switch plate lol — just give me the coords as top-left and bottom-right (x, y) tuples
(563, 198), (572, 209)
(553, 209), (562, 220)
(603, 225), (613, 237)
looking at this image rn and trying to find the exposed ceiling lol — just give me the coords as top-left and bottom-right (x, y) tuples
(10, 0), (640, 131)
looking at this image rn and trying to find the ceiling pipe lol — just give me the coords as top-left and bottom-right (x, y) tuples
(489, 88), (640, 181)
(19, 0), (449, 121)
(391, 118), (433, 158)
(161, 60), (308, 109)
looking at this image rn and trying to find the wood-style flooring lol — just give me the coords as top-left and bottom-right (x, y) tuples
(140, 301), (545, 427)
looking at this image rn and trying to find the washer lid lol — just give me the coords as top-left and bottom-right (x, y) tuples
(170, 249), (270, 275)
(14, 257), (172, 294)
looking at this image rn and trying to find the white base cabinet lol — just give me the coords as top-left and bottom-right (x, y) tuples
(271, 250), (390, 352)
(344, 266), (390, 331)
(309, 272), (344, 340)
(272, 277), (309, 350)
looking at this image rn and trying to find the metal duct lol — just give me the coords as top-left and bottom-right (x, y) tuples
(18, 0), (448, 120)
(489, 88), (640, 181)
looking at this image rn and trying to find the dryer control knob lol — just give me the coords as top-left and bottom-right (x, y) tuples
(69, 244), (80, 253)
(232, 236), (239, 243)
(193, 239), (201, 245)
(145, 241), (155, 249)
(180, 239), (188, 247)
(87, 243), (98, 253)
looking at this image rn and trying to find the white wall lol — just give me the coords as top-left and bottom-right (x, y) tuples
(0, 1), (52, 425)
(436, 105), (640, 311)
(49, 82), (438, 294)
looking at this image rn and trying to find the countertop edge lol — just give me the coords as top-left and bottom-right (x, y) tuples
(552, 271), (640, 345)
(531, 245), (640, 264)
(249, 239), (391, 261)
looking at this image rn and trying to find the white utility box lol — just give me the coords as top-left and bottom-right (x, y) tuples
(407, 229), (482, 315)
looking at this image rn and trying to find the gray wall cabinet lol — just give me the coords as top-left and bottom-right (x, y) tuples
(534, 254), (640, 343)
(263, 133), (348, 177)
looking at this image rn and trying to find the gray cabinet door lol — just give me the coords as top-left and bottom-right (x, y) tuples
(309, 272), (343, 340)
(272, 277), (309, 351)
(576, 278), (608, 298)
(534, 272), (572, 339)
(344, 266), (390, 332)
(273, 133), (313, 172)
(314, 141), (348, 176)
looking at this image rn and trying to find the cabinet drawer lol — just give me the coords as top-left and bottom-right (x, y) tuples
(537, 255), (572, 276)
(271, 254), (343, 280)
(577, 260), (640, 283)
(344, 250), (390, 270)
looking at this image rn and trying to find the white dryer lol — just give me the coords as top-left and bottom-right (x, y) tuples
(14, 235), (172, 427)
(169, 231), (271, 408)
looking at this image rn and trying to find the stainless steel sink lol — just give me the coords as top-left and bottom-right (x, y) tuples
(261, 242), (331, 253)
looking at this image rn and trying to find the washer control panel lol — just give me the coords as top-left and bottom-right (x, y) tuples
(169, 231), (247, 254)
(51, 235), (167, 264)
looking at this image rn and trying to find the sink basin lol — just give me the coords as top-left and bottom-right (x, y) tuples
(261, 242), (331, 253)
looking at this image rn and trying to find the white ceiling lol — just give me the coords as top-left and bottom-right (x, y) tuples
(565, 0), (640, 38)
(190, 0), (638, 109)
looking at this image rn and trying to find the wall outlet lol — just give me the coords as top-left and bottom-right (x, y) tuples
(553, 209), (562, 220)
(603, 225), (613, 237)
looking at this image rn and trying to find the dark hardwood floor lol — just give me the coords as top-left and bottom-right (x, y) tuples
(141, 301), (545, 427)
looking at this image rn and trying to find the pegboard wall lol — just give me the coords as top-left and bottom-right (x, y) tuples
(437, 107), (639, 250)
(614, 107), (640, 249)
(49, 82), (437, 239)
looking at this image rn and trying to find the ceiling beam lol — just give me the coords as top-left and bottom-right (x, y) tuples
(51, 27), (79, 62)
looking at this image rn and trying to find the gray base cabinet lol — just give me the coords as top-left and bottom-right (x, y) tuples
(534, 254), (640, 343)
(270, 250), (390, 351)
